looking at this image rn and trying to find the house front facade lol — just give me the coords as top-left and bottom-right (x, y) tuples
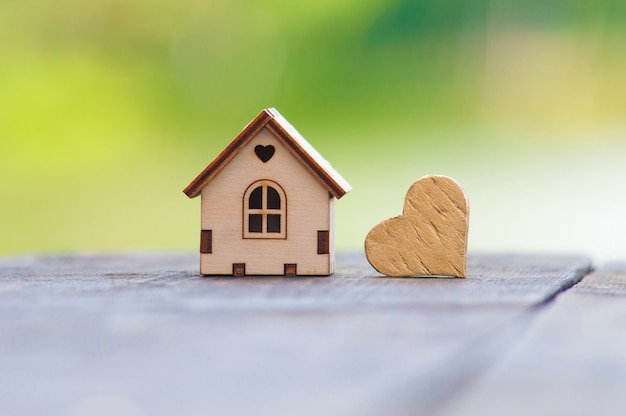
(184, 108), (351, 276)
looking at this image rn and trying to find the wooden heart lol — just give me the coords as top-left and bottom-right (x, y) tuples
(364, 175), (469, 277)
(254, 145), (275, 163)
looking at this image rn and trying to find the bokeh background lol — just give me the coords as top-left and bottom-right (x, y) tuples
(2, 0), (625, 261)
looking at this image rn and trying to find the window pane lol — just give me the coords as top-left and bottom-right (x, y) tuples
(249, 187), (263, 209)
(267, 186), (281, 209)
(267, 214), (281, 233)
(249, 214), (262, 233)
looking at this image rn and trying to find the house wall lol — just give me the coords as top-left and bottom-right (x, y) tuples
(199, 127), (333, 275)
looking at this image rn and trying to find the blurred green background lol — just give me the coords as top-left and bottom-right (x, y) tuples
(2, 0), (625, 261)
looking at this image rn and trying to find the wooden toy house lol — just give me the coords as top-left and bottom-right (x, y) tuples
(183, 108), (351, 276)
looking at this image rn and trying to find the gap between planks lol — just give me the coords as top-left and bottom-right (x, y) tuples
(361, 261), (594, 416)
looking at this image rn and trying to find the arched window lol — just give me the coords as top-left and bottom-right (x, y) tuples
(243, 180), (286, 239)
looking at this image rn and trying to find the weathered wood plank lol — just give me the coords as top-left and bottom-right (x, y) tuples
(437, 264), (626, 416)
(0, 253), (591, 415)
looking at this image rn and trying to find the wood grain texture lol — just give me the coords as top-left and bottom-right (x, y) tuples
(365, 175), (469, 277)
(0, 252), (590, 416)
(437, 264), (626, 416)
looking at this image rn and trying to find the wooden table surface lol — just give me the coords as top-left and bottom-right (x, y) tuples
(1, 252), (623, 416)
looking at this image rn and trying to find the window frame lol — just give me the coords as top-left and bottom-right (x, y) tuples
(243, 180), (287, 239)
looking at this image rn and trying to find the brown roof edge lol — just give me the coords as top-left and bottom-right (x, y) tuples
(183, 108), (352, 199)
(183, 109), (273, 198)
(265, 121), (351, 199)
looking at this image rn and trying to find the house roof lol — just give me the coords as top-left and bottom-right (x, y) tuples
(183, 108), (352, 199)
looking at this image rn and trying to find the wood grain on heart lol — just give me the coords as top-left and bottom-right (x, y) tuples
(364, 175), (469, 278)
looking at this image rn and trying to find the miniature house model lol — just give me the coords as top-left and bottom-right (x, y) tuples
(184, 108), (351, 276)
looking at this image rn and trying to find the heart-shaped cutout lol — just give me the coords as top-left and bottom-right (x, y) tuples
(254, 145), (275, 163)
(364, 175), (469, 277)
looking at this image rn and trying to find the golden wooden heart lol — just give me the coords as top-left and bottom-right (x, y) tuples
(364, 175), (469, 277)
